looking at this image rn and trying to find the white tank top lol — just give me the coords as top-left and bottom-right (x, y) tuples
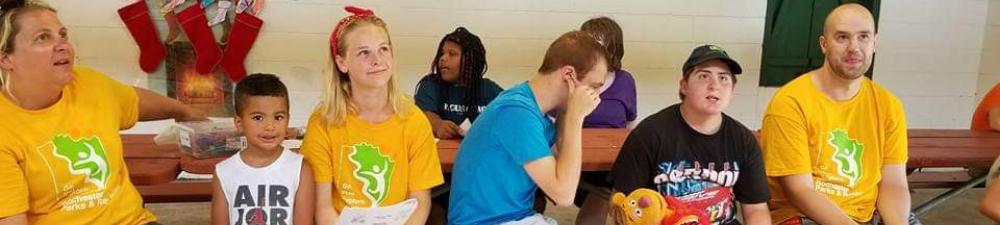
(217, 149), (303, 225)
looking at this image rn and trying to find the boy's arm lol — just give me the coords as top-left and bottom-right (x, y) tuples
(525, 114), (584, 207)
(876, 164), (910, 225)
(315, 183), (340, 225)
(777, 174), (858, 225)
(210, 175), (229, 225)
(740, 202), (771, 225)
(525, 81), (598, 207)
(404, 190), (432, 225)
(293, 163), (315, 225)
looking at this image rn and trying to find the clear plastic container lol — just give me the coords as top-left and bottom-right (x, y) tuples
(176, 121), (246, 159)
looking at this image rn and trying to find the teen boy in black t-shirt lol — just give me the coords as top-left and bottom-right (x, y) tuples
(608, 45), (771, 225)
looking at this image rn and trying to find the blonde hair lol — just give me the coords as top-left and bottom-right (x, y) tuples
(319, 15), (409, 127)
(0, 0), (57, 103)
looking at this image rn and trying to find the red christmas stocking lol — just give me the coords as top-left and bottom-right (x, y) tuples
(177, 4), (222, 74)
(220, 13), (263, 82)
(118, 0), (166, 73)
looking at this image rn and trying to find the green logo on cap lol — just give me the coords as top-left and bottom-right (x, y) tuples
(708, 45), (726, 54)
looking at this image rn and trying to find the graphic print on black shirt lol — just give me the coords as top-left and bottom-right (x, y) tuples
(655, 161), (740, 224)
(608, 104), (771, 225)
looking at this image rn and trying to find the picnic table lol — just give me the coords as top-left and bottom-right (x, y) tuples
(124, 129), (1000, 214)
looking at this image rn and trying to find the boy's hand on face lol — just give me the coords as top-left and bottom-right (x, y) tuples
(564, 76), (600, 121)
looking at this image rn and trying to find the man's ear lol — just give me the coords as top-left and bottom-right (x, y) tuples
(679, 77), (689, 98)
(560, 65), (577, 81)
(819, 35), (828, 55)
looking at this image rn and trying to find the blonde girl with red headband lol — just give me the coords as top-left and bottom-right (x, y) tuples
(299, 6), (444, 225)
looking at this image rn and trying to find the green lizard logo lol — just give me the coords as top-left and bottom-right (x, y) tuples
(51, 135), (110, 189)
(348, 143), (395, 207)
(828, 129), (863, 187)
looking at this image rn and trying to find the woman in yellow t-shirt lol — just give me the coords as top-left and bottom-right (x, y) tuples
(300, 6), (444, 225)
(0, 1), (206, 225)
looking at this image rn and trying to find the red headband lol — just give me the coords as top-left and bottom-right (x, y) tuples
(329, 6), (375, 58)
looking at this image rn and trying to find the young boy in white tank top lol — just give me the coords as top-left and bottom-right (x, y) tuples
(211, 73), (315, 225)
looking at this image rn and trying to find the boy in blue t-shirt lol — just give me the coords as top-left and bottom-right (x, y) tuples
(447, 30), (610, 225)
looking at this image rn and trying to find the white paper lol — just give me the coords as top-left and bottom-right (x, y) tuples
(458, 118), (472, 136)
(176, 171), (214, 180)
(336, 198), (418, 225)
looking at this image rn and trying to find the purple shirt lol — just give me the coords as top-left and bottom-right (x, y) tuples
(584, 69), (637, 128)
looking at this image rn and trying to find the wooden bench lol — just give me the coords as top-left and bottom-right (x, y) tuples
(124, 129), (1000, 212)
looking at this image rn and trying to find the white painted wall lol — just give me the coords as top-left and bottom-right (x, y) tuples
(43, 0), (992, 133)
(977, 0), (1000, 111)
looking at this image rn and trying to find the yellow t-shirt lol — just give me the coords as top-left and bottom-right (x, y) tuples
(761, 74), (908, 223)
(0, 68), (157, 225)
(301, 100), (444, 211)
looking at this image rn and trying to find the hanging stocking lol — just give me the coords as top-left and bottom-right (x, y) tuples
(160, 0), (185, 15)
(219, 12), (263, 81)
(208, 1), (232, 26)
(236, 0), (263, 15)
(177, 4), (223, 74)
(235, 0), (252, 14)
(118, 0), (167, 73)
(163, 11), (182, 43)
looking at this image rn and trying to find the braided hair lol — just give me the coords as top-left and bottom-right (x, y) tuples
(421, 27), (488, 120)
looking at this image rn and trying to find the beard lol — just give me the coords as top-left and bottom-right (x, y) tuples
(830, 57), (871, 80)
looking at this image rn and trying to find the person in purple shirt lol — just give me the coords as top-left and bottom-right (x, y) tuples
(574, 16), (638, 225)
(584, 69), (637, 128)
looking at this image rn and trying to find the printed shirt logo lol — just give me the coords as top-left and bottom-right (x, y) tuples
(653, 161), (740, 224)
(348, 142), (395, 207)
(828, 129), (864, 187)
(232, 185), (292, 225)
(50, 135), (110, 189)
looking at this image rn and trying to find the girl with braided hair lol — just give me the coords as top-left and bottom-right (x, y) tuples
(415, 27), (504, 140)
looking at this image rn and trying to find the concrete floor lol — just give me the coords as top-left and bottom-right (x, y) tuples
(147, 188), (996, 224)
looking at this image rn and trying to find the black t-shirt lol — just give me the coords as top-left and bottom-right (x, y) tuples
(414, 75), (504, 124)
(608, 104), (770, 225)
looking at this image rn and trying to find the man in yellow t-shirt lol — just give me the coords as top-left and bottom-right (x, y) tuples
(760, 3), (921, 225)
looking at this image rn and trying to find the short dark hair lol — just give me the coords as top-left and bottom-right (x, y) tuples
(234, 73), (289, 114)
(537, 30), (610, 79)
(581, 16), (624, 71)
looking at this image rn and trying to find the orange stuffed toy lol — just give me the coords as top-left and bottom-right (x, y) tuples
(611, 188), (668, 225)
(610, 188), (710, 225)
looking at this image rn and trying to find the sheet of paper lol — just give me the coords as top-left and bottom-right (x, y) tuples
(458, 118), (472, 136)
(336, 198), (418, 225)
(176, 171), (214, 180)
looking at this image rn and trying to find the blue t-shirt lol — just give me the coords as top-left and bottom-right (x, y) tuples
(448, 82), (556, 225)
